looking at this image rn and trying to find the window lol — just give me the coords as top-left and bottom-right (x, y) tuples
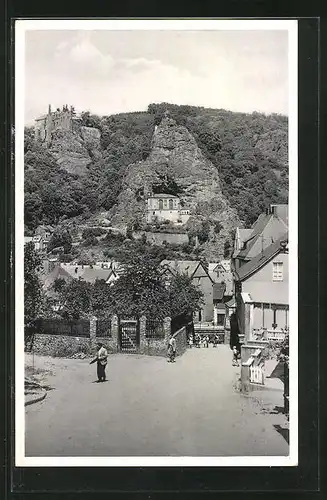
(272, 261), (283, 281)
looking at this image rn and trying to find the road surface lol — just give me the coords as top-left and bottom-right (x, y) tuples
(25, 346), (288, 456)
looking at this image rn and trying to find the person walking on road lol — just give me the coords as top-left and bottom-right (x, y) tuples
(90, 343), (108, 382)
(232, 345), (239, 367)
(168, 334), (177, 362)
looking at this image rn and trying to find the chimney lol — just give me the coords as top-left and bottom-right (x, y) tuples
(48, 104), (51, 115)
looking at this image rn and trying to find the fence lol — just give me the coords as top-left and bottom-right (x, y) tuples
(34, 318), (90, 337)
(241, 347), (265, 391)
(96, 318), (112, 337)
(145, 318), (165, 339)
(252, 328), (287, 342)
(250, 364), (265, 385)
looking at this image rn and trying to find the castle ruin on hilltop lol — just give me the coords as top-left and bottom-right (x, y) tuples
(34, 105), (82, 145)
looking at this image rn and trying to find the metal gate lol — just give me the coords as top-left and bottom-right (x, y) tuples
(119, 318), (140, 353)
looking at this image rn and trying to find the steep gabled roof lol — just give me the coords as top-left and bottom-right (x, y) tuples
(238, 228), (253, 241)
(161, 260), (199, 276)
(160, 260), (213, 281)
(235, 233), (288, 282)
(208, 263), (219, 273)
(42, 265), (73, 289)
(236, 210), (288, 261)
(80, 268), (113, 284)
(232, 228), (255, 259)
(236, 213), (272, 260)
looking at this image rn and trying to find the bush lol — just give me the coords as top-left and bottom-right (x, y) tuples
(59, 253), (75, 263)
(104, 231), (125, 245)
(82, 227), (106, 239)
(82, 236), (98, 247)
(77, 256), (95, 265)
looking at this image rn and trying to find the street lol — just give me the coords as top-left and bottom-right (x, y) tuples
(25, 346), (289, 457)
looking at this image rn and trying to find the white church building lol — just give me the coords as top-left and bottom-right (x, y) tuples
(146, 194), (190, 224)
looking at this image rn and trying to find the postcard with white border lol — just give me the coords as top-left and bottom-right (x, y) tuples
(15, 18), (298, 467)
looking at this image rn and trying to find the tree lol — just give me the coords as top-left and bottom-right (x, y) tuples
(168, 273), (204, 319)
(224, 240), (231, 258)
(110, 254), (170, 319)
(91, 279), (114, 318)
(48, 228), (73, 254)
(24, 243), (43, 340)
(57, 279), (92, 322)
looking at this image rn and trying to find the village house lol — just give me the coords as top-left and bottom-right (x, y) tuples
(24, 235), (48, 253)
(146, 193), (190, 224)
(233, 233), (289, 343)
(233, 204), (288, 271)
(160, 260), (214, 322)
(213, 283), (227, 329)
(35, 224), (54, 240)
(62, 262), (122, 284)
(79, 267), (119, 285)
(40, 257), (58, 276)
(209, 259), (234, 296)
(24, 224), (54, 254)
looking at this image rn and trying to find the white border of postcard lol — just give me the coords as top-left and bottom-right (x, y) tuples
(15, 18), (298, 467)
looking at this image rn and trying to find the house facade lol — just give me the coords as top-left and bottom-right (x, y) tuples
(146, 194), (190, 224)
(234, 234), (289, 343)
(160, 260), (214, 322)
(233, 204), (288, 271)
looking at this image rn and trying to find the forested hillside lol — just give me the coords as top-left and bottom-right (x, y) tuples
(24, 103), (288, 233)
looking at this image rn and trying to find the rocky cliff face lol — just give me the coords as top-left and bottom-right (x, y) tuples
(110, 116), (240, 260)
(49, 126), (101, 176)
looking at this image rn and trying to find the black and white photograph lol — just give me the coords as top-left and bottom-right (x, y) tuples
(15, 19), (298, 466)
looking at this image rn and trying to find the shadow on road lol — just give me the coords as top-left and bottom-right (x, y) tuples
(260, 405), (285, 415)
(273, 424), (289, 444)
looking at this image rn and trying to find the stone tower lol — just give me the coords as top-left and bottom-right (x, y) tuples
(34, 105), (81, 146)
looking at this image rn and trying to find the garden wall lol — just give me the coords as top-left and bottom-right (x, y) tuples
(27, 316), (188, 358)
(133, 231), (189, 246)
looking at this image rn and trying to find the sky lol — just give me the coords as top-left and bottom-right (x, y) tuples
(24, 29), (288, 124)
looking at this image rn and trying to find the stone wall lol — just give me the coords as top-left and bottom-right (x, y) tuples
(90, 315), (119, 354)
(27, 315), (189, 358)
(133, 231), (189, 246)
(139, 316), (170, 356)
(31, 334), (92, 357)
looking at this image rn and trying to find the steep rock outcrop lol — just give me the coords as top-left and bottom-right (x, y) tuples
(110, 116), (240, 260)
(49, 126), (101, 176)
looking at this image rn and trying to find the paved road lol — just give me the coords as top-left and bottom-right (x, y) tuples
(25, 347), (288, 457)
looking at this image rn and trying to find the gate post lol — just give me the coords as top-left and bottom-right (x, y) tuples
(164, 317), (171, 343)
(241, 363), (250, 393)
(90, 316), (97, 351)
(139, 316), (147, 354)
(224, 327), (231, 345)
(111, 315), (119, 352)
